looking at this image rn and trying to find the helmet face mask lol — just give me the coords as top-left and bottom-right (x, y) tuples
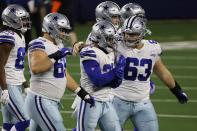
(42, 13), (71, 41)
(89, 21), (116, 49)
(95, 1), (121, 29)
(1, 4), (31, 33)
(122, 16), (147, 47)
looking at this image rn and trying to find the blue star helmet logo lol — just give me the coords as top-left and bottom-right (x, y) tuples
(53, 16), (58, 21)
(103, 5), (109, 10)
(126, 7), (130, 11)
(10, 8), (16, 13)
(100, 25), (106, 30)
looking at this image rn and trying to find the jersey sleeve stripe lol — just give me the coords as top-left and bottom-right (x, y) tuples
(80, 50), (96, 58)
(28, 42), (44, 48)
(0, 39), (15, 45)
(0, 35), (15, 41)
(28, 45), (45, 52)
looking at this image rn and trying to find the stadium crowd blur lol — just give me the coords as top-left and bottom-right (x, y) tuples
(0, 0), (196, 45)
(0, 0), (78, 45)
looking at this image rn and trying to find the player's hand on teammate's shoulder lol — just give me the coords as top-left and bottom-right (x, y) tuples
(72, 41), (87, 55)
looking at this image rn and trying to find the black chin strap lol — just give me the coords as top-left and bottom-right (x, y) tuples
(98, 46), (109, 54)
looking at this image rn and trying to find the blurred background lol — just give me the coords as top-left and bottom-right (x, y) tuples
(0, 0), (197, 131)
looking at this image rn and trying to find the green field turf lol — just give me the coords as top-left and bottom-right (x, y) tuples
(1, 20), (197, 130)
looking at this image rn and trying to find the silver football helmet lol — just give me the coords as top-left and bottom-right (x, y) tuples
(122, 16), (147, 47)
(1, 4), (31, 33)
(95, 1), (120, 29)
(89, 20), (116, 49)
(121, 3), (152, 35)
(42, 13), (71, 40)
(120, 3), (145, 21)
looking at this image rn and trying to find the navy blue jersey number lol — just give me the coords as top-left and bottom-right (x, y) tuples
(54, 58), (66, 78)
(15, 47), (26, 69)
(124, 57), (152, 81)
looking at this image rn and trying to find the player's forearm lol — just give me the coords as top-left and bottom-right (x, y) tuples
(0, 66), (7, 90)
(156, 69), (175, 89)
(66, 71), (79, 92)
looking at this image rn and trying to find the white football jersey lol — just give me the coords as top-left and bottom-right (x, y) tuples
(28, 37), (67, 101)
(80, 46), (115, 101)
(113, 40), (162, 102)
(0, 30), (26, 85)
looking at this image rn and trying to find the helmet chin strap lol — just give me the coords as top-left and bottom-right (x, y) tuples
(20, 28), (27, 33)
(125, 38), (142, 48)
(114, 24), (119, 30)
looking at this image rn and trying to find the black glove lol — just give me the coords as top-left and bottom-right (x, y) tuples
(170, 81), (188, 104)
(48, 47), (72, 61)
(77, 87), (95, 107)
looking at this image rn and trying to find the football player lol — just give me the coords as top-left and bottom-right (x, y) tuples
(112, 15), (188, 131)
(117, 3), (154, 99)
(25, 12), (94, 131)
(0, 4), (31, 131)
(71, 0), (122, 123)
(71, 0), (121, 111)
(77, 20), (125, 131)
(72, 1), (121, 57)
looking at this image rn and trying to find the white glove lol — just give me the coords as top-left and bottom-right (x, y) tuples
(1, 90), (9, 105)
(71, 96), (81, 118)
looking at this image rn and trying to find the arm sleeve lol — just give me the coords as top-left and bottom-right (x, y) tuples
(82, 60), (115, 88)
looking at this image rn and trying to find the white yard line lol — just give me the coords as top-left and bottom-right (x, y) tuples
(167, 65), (197, 69)
(151, 75), (197, 79)
(160, 41), (197, 50)
(162, 56), (197, 60)
(152, 99), (197, 103)
(61, 96), (197, 103)
(157, 114), (197, 119)
(59, 110), (197, 119)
